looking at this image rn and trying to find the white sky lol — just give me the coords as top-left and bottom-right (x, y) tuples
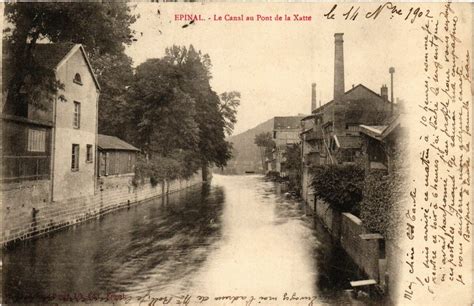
(125, 3), (435, 135)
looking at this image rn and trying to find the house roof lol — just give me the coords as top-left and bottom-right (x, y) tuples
(98, 134), (140, 151)
(274, 116), (305, 130)
(311, 84), (392, 114)
(31, 43), (77, 70)
(360, 115), (401, 141)
(333, 135), (362, 149)
(3, 43), (101, 90)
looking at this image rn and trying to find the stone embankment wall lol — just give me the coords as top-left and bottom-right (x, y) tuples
(1, 171), (202, 246)
(312, 200), (386, 283)
(340, 212), (382, 281)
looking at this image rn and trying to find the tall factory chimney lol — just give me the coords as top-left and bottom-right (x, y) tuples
(389, 67), (395, 115)
(334, 33), (345, 101)
(311, 83), (317, 112)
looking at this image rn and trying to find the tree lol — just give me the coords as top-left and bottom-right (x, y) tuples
(97, 52), (135, 139)
(128, 46), (238, 182)
(164, 45), (237, 179)
(219, 91), (241, 136)
(3, 2), (137, 116)
(254, 132), (275, 170)
(127, 58), (200, 158)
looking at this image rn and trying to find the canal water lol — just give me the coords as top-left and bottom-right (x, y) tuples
(3, 175), (367, 305)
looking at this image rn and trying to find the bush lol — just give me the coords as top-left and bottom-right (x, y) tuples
(359, 170), (392, 236)
(310, 164), (364, 213)
(359, 143), (407, 238)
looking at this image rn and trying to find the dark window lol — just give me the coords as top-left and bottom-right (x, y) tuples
(86, 144), (93, 163)
(72, 144), (79, 171)
(73, 73), (83, 85)
(73, 102), (81, 128)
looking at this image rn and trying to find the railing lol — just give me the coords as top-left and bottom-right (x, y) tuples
(2, 156), (51, 182)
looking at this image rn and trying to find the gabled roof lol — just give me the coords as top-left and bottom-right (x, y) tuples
(30, 43), (77, 70)
(3, 43), (101, 91)
(274, 116), (305, 130)
(98, 134), (139, 151)
(311, 84), (391, 114)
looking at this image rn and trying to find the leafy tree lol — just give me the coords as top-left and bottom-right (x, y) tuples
(128, 46), (238, 182)
(254, 132), (275, 170)
(127, 58), (199, 158)
(219, 91), (241, 136)
(97, 52), (135, 139)
(164, 45), (237, 179)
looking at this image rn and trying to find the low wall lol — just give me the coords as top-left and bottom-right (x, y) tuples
(340, 213), (381, 281)
(314, 200), (383, 283)
(314, 199), (341, 240)
(1, 171), (202, 246)
(385, 237), (403, 304)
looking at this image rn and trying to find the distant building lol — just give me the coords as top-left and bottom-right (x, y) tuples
(267, 116), (305, 177)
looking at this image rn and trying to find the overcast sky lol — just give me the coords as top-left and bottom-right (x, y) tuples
(125, 2), (440, 135)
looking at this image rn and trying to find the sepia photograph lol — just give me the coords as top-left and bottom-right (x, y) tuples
(1, 1), (472, 305)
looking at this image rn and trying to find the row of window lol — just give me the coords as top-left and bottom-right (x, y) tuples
(71, 144), (93, 171)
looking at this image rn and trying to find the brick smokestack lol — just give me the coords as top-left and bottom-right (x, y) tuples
(311, 83), (317, 112)
(334, 33), (345, 101)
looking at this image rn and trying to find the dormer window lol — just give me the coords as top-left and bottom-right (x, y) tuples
(73, 73), (83, 85)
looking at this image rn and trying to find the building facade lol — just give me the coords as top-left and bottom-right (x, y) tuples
(51, 44), (101, 201)
(267, 116), (305, 177)
(300, 33), (398, 206)
(2, 43), (101, 202)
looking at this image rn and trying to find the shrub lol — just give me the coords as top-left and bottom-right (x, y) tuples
(359, 170), (392, 236)
(359, 136), (408, 238)
(133, 151), (200, 187)
(310, 164), (364, 213)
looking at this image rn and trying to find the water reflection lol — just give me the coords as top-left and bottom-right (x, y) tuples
(4, 175), (364, 304)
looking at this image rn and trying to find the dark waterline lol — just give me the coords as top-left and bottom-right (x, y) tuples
(3, 175), (367, 304)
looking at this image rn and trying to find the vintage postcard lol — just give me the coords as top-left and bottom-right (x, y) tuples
(1, 1), (472, 305)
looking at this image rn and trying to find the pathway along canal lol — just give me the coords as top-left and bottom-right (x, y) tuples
(4, 175), (373, 305)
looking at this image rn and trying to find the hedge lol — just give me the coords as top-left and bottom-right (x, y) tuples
(310, 164), (365, 213)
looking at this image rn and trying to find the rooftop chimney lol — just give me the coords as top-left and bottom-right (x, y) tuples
(381, 84), (388, 101)
(334, 33), (345, 101)
(311, 83), (317, 112)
